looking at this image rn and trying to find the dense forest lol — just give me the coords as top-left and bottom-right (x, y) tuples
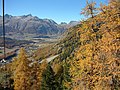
(0, 0), (120, 90)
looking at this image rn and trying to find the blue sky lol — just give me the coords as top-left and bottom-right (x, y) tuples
(0, 0), (107, 24)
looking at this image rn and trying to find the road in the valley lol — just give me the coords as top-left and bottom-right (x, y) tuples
(40, 54), (59, 63)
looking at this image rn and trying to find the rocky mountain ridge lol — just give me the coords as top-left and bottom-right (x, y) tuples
(0, 14), (79, 38)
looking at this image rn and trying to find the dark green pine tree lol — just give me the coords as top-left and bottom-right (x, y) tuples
(41, 64), (57, 90)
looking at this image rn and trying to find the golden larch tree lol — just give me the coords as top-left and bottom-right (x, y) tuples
(13, 48), (31, 90)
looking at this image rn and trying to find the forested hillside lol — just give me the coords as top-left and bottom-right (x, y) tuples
(0, 0), (119, 90)
(67, 0), (120, 89)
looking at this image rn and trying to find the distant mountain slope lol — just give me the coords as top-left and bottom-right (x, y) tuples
(59, 21), (80, 29)
(0, 14), (79, 37)
(33, 24), (81, 61)
(0, 14), (64, 36)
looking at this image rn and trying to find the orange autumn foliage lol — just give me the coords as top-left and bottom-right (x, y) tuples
(69, 0), (120, 90)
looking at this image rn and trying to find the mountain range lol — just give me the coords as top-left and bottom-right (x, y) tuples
(0, 14), (79, 38)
